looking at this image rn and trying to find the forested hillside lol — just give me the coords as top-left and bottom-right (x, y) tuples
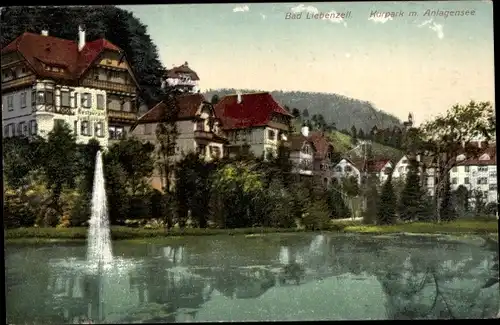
(204, 88), (403, 133)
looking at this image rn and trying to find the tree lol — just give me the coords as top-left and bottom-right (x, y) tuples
(211, 94), (220, 105)
(76, 138), (102, 196)
(302, 199), (331, 230)
(106, 137), (155, 195)
(377, 175), (397, 225)
(452, 185), (470, 216)
(1, 6), (165, 104)
(326, 184), (351, 219)
(351, 125), (358, 144)
(302, 108), (310, 119)
(362, 174), (379, 224)
(291, 108), (301, 119)
(357, 128), (365, 140)
(175, 153), (217, 228)
(102, 158), (130, 225)
(42, 122), (78, 208)
(3, 136), (45, 188)
(413, 101), (495, 223)
(155, 88), (181, 193)
(398, 158), (426, 222)
(209, 162), (265, 228)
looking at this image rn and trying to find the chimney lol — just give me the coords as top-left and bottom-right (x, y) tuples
(41, 30), (49, 36)
(78, 25), (86, 52)
(236, 90), (242, 104)
(301, 125), (309, 137)
(184, 61), (188, 66)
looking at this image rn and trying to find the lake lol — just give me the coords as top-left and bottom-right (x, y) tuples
(5, 233), (499, 323)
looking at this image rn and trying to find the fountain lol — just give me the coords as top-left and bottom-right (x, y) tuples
(87, 150), (113, 267)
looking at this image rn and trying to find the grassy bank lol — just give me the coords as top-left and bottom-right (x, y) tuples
(4, 219), (497, 244)
(342, 219), (498, 235)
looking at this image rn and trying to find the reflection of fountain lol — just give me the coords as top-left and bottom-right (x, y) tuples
(87, 150), (113, 266)
(164, 246), (185, 264)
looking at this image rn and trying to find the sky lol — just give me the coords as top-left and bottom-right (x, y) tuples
(119, 1), (494, 124)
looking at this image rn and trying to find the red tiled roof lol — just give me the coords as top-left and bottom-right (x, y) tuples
(136, 93), (209, 124)
(165, 62), (200, 81)
(308, 132), (333, 160)
(1, 32), (123, 81)
(370, 159), (391, 172)
(457, 145), (496, 166)
(214, 92), (292, 130)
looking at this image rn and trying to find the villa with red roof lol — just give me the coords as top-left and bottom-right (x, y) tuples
(288, 125), (336, 186)
(1, 26), (140, 146)
(213, 91), (293, 159)
(131, 93), (228, 191)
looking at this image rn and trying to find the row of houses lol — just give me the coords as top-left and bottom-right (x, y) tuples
(1, 27), (497, 203)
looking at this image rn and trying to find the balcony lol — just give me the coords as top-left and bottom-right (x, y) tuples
(108, 110), (137, 122)
(80, 79), (136, 94)
(2, 75), (36, 91)
(194, 130), (215, 140)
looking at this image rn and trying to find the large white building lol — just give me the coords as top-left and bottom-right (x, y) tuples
(450, 145), (497, 203)
(1, 26), (140, 147)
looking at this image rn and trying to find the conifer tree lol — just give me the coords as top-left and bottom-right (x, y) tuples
(398, 158), (426, 222)
(377, 175), (397, 225)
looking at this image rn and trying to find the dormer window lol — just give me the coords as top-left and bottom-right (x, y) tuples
(479, 154), (490, 161)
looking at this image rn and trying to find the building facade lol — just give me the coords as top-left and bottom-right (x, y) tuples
(450, 145), (497, 204)
(131, 93), (228, 191)
(1, 27), (140, 147)
(213, 92), (293, 160)
(163, 62), (200, 94)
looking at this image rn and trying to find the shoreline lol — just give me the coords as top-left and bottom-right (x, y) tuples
(5, 220), (498, 244)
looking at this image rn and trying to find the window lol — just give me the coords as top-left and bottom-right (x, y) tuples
(268, 130), (276, 141)
(81, 93), (91, 108)
(398, 167), (403, 173)
(197, 144), (207, 156)
(30, 120), (37, 135)
(451, 177), (457, 185)
(109, 126), (124, 139)
(94, 122), (104, 137)
(464, 177), (469, 185)
(465, 166), (470, 172)
(74, 121), (78, 135)
(21, 92), (27, 108)
(301, 144), (310, 155)
(7, 95), (13, 110)
(479, 166), (488, 172)
(196, 120), (204, 131)
(96, 94), (105, 110)
(335, 166), (342, 172)
(345, 166), (352, 172)
(46, 90), (54, 105)
(452, 167), (457, 173)
(22, 122), (28, 136)
(384, 167), (392, 175)
(17, 123), (23, 136)
(4, 125), (9, 137)
(489, 184), (497, 191)
(490, 171), (497, 178)
(401, 159), (408, 164)
(210, 146), (222, 159)
(81, 121), (90, 136)
(61, 91), (70, 107)
(144, 124), (152, 135)
(477, 177), (488, 185)
(21, 67), (26, 74)
(36, 91), (45, 104)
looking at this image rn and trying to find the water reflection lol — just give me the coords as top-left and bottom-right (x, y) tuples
(5, 234), (499, 323)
